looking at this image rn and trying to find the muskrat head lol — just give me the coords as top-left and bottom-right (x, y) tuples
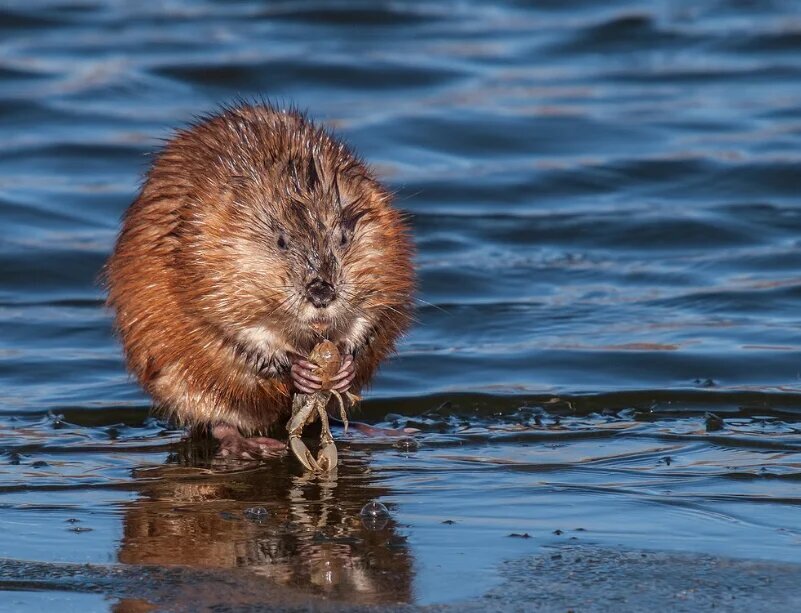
(262, 157), (371, 341)
(169, 107), (412, 358)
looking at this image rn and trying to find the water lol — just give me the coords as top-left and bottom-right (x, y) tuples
(2, 0), (801, 608)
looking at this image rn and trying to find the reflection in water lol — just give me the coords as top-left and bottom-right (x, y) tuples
(119, 444), (413, 605)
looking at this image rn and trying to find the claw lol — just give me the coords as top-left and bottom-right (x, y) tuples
(290, 436), (321, 472)
(288, 392), (340, 473)
(316, 435), (338, 471)
(288, 393), (323, 472)
(287, 367), (361, 472)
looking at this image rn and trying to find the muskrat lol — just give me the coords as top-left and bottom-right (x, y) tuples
(105, 103), (415, 458)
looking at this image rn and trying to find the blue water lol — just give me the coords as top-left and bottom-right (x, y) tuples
(1, 0), (801, 609)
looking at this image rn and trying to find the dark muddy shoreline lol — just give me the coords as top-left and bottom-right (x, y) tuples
(5, 545), (801, 612)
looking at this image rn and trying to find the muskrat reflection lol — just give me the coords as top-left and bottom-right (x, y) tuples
(118, 451), (413, 605)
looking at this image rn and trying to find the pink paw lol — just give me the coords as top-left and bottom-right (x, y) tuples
(291, 358), (321, 393)
(329, 354), (355, 393)
(291, 354), (354, 393)
(212, 425), (285, 460)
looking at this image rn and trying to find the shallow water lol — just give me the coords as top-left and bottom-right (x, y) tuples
(2, 0), (801, 609)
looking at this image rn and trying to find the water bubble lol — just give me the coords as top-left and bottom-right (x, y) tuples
(393, 437), (419, 452)
(360, 501), (390, 530)
(360, 500), (389, 518)
(244, 506), (269, 523)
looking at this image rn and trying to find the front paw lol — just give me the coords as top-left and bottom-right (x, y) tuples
(329, 354), (355, 393)
(291, 358), (322, 394)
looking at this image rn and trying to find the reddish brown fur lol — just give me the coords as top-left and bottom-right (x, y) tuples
(105, 103), (414, 435)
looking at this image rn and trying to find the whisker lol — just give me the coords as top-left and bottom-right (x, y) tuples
(414, 298), (449, 314)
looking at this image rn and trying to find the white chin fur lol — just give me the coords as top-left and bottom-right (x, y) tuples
(299, 303), (338, 322)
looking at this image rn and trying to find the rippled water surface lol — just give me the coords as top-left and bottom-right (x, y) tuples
(2, 0), (801, 609)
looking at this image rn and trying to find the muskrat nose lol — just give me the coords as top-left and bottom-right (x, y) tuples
(306, 278), (336, 308)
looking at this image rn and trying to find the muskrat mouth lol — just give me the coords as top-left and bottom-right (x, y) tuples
(309, 318), (331, 334)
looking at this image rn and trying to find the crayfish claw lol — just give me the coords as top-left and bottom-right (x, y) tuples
(290, 436), (321, 472)
(316, 437), (338, 472)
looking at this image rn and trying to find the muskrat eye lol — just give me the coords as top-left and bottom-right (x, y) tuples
(340, 230), (348, 247)
(277, 234), (288, 250)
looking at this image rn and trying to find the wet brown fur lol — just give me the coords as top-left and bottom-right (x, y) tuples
(105, 103), (414, 435)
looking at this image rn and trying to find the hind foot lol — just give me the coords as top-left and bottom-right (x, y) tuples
(212, 424), (286, 460)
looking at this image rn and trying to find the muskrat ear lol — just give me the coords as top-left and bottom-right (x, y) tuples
(341, 203), (367, 232)
(331, 172), (359, 210)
